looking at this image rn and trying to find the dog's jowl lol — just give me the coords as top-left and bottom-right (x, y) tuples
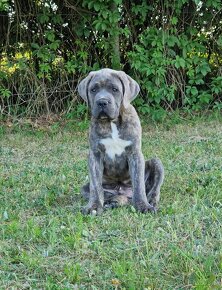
(78, 68), (164, 215)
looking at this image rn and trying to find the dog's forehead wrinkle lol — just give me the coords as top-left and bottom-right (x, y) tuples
(90, 81), (100, 87)
(92, 72), (121, 87)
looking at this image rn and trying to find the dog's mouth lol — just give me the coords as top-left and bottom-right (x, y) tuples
(98, 111), (110, 119)
(94, 106), (118, 121)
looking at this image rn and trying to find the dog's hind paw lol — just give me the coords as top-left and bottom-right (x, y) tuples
(104, 195), (129, 210)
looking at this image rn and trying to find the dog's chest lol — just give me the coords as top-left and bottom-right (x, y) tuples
(100, 123), (132, 160)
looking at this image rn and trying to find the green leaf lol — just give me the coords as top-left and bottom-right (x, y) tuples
(45, 31), (55, 42)
(191, 87), (198, 96)
(88, 1), (94, 9)
(0, 71), (7, 80)
(0, 0), (9, 12)
(217, 36), (222, 46)
(194, 0), (201, 5)
(94, 2), (100, 12)
(52, 14), (62, 24)
(31, 43), (40, 50)
(94, 21), (101, 31)
(182, 48), (187, 58)
(179, 58), (185, 68)
(38, 14), (49, 24)
(206, 0), (222, 9)
(167, 36), (179, 47)
(113, 0), (122, 4)
(49, 40), (60, 50)
(39, 63), (51, 73)
(65, 61), (76, 73)
(0, 88), (11, 98)
(101, 10), (108, 19)
(101, 22), (107, 31)
(196, 62), (211, 76)
(171, 17), (178, 25)
(198, 93), (212, 104)
(175, 56), (185, 69)
(195, 78), (204, 85)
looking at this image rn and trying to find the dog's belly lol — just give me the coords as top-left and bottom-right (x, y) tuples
(103, 153), (131, 183)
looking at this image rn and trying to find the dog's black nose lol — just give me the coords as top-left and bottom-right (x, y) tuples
(96, 99), (108, 108)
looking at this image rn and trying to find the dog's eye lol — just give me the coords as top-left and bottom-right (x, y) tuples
(91, 88), (97, 93)
(112, 87), (118, 92)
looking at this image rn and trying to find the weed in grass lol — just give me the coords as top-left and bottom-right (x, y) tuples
(64, 263), (81, 284)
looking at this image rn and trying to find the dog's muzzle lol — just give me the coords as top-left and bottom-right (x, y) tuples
(96, 98), (109, 108)
(96, 98), (111, 119)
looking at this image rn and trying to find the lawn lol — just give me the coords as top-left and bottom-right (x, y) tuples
(0, 114), (222, 289)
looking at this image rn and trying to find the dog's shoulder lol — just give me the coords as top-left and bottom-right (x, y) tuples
(121, 104), (141, 134)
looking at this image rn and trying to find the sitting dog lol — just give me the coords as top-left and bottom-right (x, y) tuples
(78, 68), (164, 214)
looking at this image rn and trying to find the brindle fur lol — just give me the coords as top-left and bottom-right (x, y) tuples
(78, 69), (164, 214)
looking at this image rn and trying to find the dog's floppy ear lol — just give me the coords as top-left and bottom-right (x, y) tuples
(77, 72), (95, 104)
(117, 71), (140, 109)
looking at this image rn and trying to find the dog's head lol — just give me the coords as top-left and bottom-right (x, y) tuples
(78, 68), (140, 120)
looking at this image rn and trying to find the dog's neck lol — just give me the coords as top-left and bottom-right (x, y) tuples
(93, 115), (122, 127)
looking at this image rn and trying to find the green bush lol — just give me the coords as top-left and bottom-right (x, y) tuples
(0, 0), (221, 118)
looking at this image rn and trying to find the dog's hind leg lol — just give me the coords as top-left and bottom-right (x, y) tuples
(81, 183), (90, 200)
(145, 158), (164, 209)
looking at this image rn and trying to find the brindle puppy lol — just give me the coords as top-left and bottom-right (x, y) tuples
(78, 68), (164, 215)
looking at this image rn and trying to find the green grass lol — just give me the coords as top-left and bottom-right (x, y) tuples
(1, 114), (222, 289)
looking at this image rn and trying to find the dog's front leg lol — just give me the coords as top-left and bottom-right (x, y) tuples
(82, 150), (104, 215)
(128, 152), (155, 213)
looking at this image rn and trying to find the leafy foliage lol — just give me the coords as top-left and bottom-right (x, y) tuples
(0, 0), (222, 117)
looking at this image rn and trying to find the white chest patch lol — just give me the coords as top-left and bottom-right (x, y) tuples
(100, 122), (132, 160)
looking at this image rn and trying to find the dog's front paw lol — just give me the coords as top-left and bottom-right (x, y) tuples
(134, 200), (156, 214)
(81, 202), (103, 215)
